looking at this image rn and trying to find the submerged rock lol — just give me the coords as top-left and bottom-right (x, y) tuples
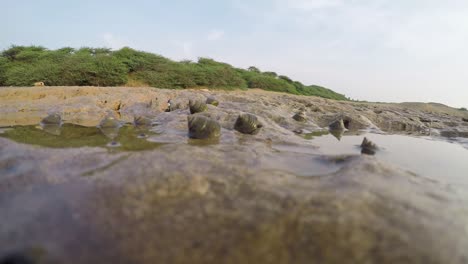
(292, 110), (307, 122)
(133, 116), (153, 128)
(234, 113), (263, 135)
(0, 252), (34, 264)
(98, 115), (122, 140)
(206, 97), (219, 106)
(329, 129), (344, 141)
(329, 119), (345, 131)
(133, 115), (154, 138)
(361, 137), (378, 155)
(189, 100), (208, 114)
(440, 130), (458, 138)
(187, 115), (221, 139)
(99, 115), (121, 129)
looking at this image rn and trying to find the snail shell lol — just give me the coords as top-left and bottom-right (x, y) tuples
(234, 113), (263, 135)
(98, 115), (122, 140)
(293, 111), (307, 122)
(41, 113), (62, 125)
(99, 115), (121, 128)
(189, 100), (208, 114)
(329, 119), (345, 131)
(361, 137), (378, 155)
(206, 97), (219, 106)
(188, 115), (221, 139)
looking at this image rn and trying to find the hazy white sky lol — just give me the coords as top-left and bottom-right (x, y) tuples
(2, 0), (467, 107)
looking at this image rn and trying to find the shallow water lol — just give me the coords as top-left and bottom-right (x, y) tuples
(2, 121), (468, 263)
(310, 133), (468, 187)
(0, 123), (162, 151)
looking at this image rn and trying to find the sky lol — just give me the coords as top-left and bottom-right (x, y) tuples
(2, 0), (468, 108)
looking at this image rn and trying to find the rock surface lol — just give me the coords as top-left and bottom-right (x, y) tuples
(1, 86), (468, 264)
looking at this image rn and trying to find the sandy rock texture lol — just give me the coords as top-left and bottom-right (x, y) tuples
(1, 86), (468, 264)
(1, 86), (467, 137)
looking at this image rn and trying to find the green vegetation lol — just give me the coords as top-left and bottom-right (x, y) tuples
(0, 45), (347, 100)
(460, 107), (467, 111)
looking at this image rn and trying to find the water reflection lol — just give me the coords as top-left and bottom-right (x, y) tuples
(0, 124), (162, 151)
(40, 113), (63, 136)
(98, 115), (122, 147)
(329, 129), (344, 140)
(133, 115), (156, 139)
(311, 132), (468, 185)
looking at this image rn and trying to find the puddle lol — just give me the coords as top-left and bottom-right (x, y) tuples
(310, 132), (468, 186)
(0, 123), (163, 151)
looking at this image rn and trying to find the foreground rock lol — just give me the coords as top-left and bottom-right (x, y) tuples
(1, 137), (468, 264)
(1, 86), (468, 263)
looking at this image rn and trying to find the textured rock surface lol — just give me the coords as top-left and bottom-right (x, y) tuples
(1, 86), (468, 263)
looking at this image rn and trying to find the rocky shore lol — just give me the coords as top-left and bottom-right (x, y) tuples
(1, 86), (468, 264)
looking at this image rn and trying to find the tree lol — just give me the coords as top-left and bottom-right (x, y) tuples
(0, 57), (9, 85)
(278, 75), (293, 83)
(263, 71), (277, 77)
(248, 66), (260, 73)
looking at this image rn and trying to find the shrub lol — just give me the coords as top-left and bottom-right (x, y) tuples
(247, 66), (260, 73)
(248, 75), (297, 94)
(263, 71), (277, 77)
(0, 45), (347, 100)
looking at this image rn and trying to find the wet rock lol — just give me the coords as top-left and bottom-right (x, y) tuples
(292, 110), (307, 122)
(0, 252), (34, 264)
(361, 137), (378, 155)
(440, 130), (458, 138)
(444, 121), (459, 127)
(206, 97), (219, 106)
(307, 104), (323, 112)
(133, 115), (154, 138)
(189, 100), (208, 114)
(234, 113), (263, 135)
(187, 115), (221, 139)
(329, 119), (345, 131)
(419, 117), (432, 123)
(293, 129), (304, 134)
(133, 115), (153, 128)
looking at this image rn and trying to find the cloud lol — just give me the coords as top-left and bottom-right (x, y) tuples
(279, 0), (343, 10)
(207, 30), (225, 41)
(102, 33), (127, 50)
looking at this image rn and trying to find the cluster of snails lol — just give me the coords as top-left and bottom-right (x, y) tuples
(186, 97), (263, 140)
(38, 96), (378, 154)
